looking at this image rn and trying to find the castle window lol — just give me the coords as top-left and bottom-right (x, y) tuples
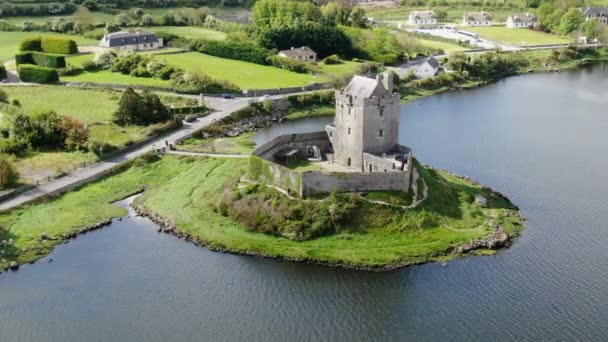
(369, 164), (373, 172)
(379, 107), (384, 117)
(348, 127), (351, 135)
(379, 129), (384, 137)
(329, 131), (332, 137)
(347, 157), (352, 166)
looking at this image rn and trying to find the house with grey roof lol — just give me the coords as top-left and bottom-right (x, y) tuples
(277, 47), (317, 62)
(506, 13), (538, 28)
(462, 12), (492, 26)
(390, 56), (444, 79)
(582, 7), (608, 25)
(408, 11), (437, 26)
(99, 30), (163, 51)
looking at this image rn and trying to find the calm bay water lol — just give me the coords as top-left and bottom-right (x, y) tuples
(2, 64), (608, 341)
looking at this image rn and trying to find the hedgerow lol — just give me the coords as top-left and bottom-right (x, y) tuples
(17, 64), (59, 83)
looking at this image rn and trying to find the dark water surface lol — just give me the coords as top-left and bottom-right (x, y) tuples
(3, 64), (608, 341)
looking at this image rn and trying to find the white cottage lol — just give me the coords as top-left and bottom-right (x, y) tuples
(408, 11), (437, 26)
(99, 30), (163, 51)
(506, 13), (538, 28)
(462, 12), (492, 26)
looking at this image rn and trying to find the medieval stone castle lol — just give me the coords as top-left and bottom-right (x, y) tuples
(252, 72), (413, 197)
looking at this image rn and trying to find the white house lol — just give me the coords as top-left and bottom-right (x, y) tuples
(391, 56), (444, 79)
(462, 12), (492, 26)
(506, 13), (538, 28)
(277, 47), (317, 62)
(408, 11), (437, 26)
(99, 30), (163, 51)
(581, 7), (608, 25)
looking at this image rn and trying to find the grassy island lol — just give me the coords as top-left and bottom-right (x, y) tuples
(0, 155), (522, 271)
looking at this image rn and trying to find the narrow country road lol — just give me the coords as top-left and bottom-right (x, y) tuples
(0, 93), (293, 211)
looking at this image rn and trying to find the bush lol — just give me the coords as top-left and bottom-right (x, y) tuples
(0, 139), (27, 156)
(40, 37), (78, 54)
(16, 51), (66, 68)
(0, 89), (7, 103)
(266, 55), (319, 74)
(323, 54), (342, 65)
(192, 40), (271, 65)
(59, 116), (89, 151)
(0, 66), (6, 80)
(0, 157), (18, 190)
(17, 64), (59, 83)
(19, 37), (42, 52)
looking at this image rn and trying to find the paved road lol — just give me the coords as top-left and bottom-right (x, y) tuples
(0, 96), (255, 211)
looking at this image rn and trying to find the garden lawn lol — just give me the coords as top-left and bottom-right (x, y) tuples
(0, 31), (97, 63)
(417, 39), (467, 53)
(464, 26), (572, 46)
(148, 26), (227, 41)
(12, 151), (96, 183)
(157, 52), (320, 89)
(318, 61), (361, 77)
(0, 155), (522, 270)
(1, 85), (120, 123)
(61, 70), (172, 88)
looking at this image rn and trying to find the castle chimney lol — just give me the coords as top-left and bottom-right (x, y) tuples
(377, 72), (394, 94)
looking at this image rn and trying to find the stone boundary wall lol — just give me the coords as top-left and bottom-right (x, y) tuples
(252, 131), (331, 161)
(300, 170), (411, 197)
(242, 83), (332, 97)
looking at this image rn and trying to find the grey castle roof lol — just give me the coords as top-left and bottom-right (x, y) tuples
(343, 75), (388, 98)
(582, 7), (608, 17)
(464, 12), (492, 21)
(101, 30), (159, 47)
(278, 46), (317, 58)
(409, 11), (436, 20)
(509, 13), (537, 23)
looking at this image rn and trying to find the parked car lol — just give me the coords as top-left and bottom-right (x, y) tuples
(221, 93), (234, 99)
(259, 95), (270, 102)
(184, 115), (197, 123)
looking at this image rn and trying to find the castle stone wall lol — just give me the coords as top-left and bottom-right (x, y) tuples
(300, 170), (411, 197)
(252, 131), (332, 161)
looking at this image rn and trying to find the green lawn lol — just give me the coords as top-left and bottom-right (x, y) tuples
(285, 159), (323, 172)
(1, 85), (120, 122)
(147, 26), (227, 41)
(318, 61), (361, 77)
(12, 151), (96, 183)
(0, 31), (97, 63)
(177, 132), (256, 154)
(61, 69), (172, 88)
(463, 26), (572, 46)
(0, 155), (522, 271)
(417, 39), (467, 53)
(157, 52), (321, 89)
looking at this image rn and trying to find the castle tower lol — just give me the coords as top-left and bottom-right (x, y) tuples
(326, 72), (401, 171)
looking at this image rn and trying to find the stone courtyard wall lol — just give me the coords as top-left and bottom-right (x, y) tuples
(299, 170), (411, 197)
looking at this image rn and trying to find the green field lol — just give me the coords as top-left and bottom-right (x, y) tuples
(0, 155), (522, 270)
(417, 39), (467, 53)
(177, 133), (256, 154)
(462, 26), (573, 46)
(0, 31), (97, 62)
(317, 61), (361, 77)
(61, 69), (173, 88)
(147, 26), (227, 40)
(156, 52), (321, 89)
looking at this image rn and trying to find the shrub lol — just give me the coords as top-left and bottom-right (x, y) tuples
(19, 37), (42, 52)
(266, 55), (319, 74)
(15, 52), (66, 68)
(0, 139), (27, 156)
(192, 40), (271, 65)
(17, 64), (59, 83)
(0, 156), (18, 190)
(0, 66), (6, 80)
(323, 54), (342, 65)
(40, 37), (78, 54)
(113, 88), (170, 126)
(59, 116), (89, 151)
(0, 89), (7, 103)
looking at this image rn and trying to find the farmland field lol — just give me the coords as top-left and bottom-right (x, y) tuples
(0, 31), (97, 62)
(462, 26), (573, 46)
(147, 26), (227, 40)
(156, 52), (321, 89)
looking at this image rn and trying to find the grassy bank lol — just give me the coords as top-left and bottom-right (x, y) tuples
(462, 26), (572, 46)
(0, 155), (522, 271)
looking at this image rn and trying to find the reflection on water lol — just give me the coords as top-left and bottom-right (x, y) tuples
(2, 64), (608, 341)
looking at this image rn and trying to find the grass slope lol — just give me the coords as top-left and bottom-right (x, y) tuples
(148, 26), (227, 41)
(463, 26), (572, 46)
(0, 156), (522, 271)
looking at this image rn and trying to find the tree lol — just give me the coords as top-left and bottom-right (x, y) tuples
(81, 0), (98, 11)
(0, 157), (18, 190)
(59, 116), (89, 151)
(130, 7), (145, 20)
(142, 14), (155, 26)
(583, 19), (600, 39)
(141, 90), (169, 124)
(104, 22), (120, 34)
(114, 88), (141, 126)
(22, 20), (35, 31)
(115, 13), (131, 27)
(348, 7), (367, 28)
(435, 9), (448, 22)
(559, 8), (585, 35)
(74, 6), (94, 33)
(446, 52), (469, 73)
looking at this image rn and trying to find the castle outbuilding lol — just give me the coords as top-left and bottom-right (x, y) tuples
(252, 72), (413, 196)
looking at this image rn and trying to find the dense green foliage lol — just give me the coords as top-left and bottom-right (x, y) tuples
(19, 37), (43, 52)
(287, 90), (335, 107)
(15, 51), (66, 68)
(17, 64), (59, 83)
(0, 65), (6, 80)
(190, 39), (271, 65)
(0, 156), (18, 190)
(41, 36), (78, 54)
(113, 88), (170, 126)
(266, 55), (319, 74)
